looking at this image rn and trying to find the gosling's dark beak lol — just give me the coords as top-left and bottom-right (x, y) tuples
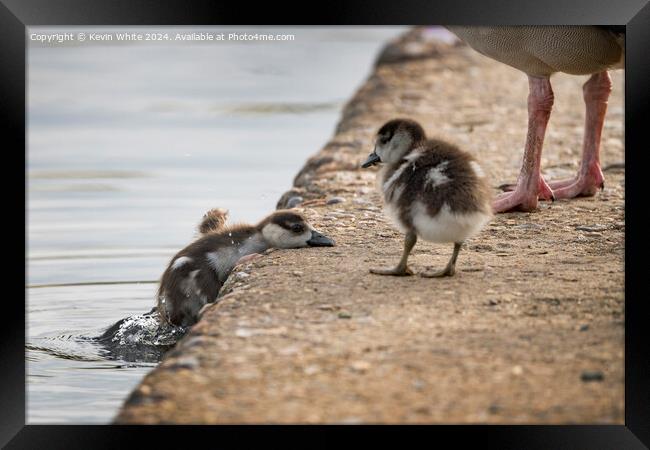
(307, 229), (335, 247)
(361, 150), (380, 168)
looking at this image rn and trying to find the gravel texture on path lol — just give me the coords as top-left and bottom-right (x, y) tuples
(115, 28), (624, 424)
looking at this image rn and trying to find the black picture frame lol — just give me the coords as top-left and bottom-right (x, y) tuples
(4, 0), (649, 448)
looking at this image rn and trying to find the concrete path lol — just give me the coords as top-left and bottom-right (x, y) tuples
(115, 29), (624, 424)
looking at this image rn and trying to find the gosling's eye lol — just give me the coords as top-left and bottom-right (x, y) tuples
(290, 223), (305, 233)
(379, 136), (389, 145)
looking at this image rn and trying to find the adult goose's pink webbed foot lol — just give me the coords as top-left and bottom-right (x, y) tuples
(493, 179), (553, 212)
(498, 177), (555, 201)
(545, 164), (605, 198)
(492, 75), (554, 213)
(545, 71), (611, 199)
(500, 165), (603, 201)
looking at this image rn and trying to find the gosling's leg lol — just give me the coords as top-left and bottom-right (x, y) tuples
(421, 242), (462, 278)
(370, 232), (417, 276)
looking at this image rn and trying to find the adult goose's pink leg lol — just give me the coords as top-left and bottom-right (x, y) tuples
(493, 76), (554, 213)
(547, 71), (611, 198)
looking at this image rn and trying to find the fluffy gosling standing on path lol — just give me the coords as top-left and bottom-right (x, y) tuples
(362, 118), (492, 277)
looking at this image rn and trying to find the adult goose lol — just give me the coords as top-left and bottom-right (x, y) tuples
(446, 26), (624, 212)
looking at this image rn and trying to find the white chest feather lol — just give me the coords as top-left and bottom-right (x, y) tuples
(411, 202), (491, 243)
(206, 235), (267, 280)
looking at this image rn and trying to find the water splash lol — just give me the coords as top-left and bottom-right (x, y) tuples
(110, 313), (184, 346)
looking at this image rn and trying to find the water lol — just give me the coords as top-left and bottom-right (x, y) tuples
(27, 26), (407, 423)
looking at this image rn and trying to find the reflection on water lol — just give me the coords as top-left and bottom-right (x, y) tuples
(27, 26), (407, 423)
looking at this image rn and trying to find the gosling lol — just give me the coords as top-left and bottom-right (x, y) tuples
(361, 118), (492, 277)
(158, 209), (334, 326)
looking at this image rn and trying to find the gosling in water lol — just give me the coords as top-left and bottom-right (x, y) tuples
(361, 118), (492, 277)
(158, 209), (334, 326)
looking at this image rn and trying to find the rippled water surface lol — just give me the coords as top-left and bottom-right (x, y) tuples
(27, 26), (407, 423)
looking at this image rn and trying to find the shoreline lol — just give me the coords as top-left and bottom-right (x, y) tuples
(115, 28), (624, 424)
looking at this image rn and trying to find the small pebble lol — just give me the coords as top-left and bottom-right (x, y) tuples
(575, 225), (607, 232)
(327, 196), (346, 205)
(515, 223), (542, 230)
(339, 416), (363, 424)
(488, 404), (501, 414)
(350, 360), (371, 372)
(286, 196), (304, 208)
(580, 370), (604, 382)
(235, 328), (254, 338)
(166, 356), (199, 370)
(472, 244), (494, 251)
(317, 304), (336, 311)
(412, 379), (425, 391)
(304, 365), (321, 375)
(278, 345), (300, 356)
(184, 336), (211, 348)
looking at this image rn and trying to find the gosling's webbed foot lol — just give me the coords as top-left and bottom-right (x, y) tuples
(369, 266), (414, 276)
(420, 242), (462, 278)
(420, 266), (455, 278)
